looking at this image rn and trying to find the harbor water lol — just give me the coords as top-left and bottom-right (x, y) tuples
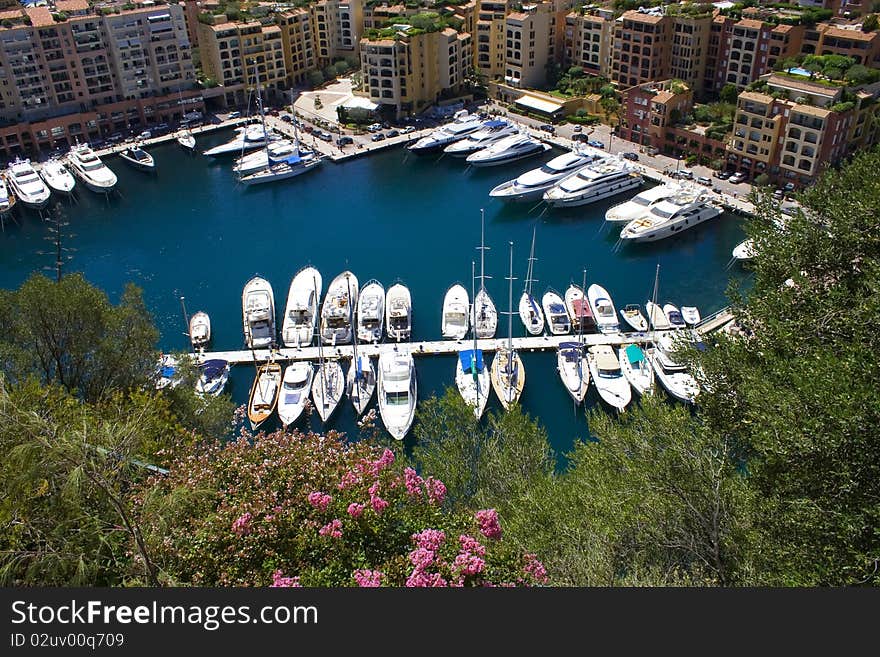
(0, 131), (749, 456)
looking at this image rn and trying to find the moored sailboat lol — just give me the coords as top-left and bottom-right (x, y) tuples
(473, 209), (497, 339)
(491, 242), (525, 410)
(456, 262), (490, 419)
(518, 226), (544, 336)
(247, 359), (282, 430)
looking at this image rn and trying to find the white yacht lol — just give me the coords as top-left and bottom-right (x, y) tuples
(645, 301), (671, 330)
(189, 311), (211, 349)
(233, 139), (301, 175)
(66, 143), (117, 194)
(543, 158), (641, 208)
(732, 238), (756, 261)
(519, 227), (544, 335)
(386, 283), (412, 342)
(347, 354), (376, 416)
(588, 345), (632, 411)
(6, 158), (51, 209)
(456, 348), (490, 419)
(357, 280), (385, 343)
(619, 304), (649, 332)
(663, 303), (687, 329)
(239, 150), (322, 185)
(281, 266), (322, 348)
(650, 332), (699, 404)
(310, 358), (341, 422)
(203, 123), (279, 157)
(377, 349), (417, 440)
(681, 306), (701, 326)
(605, 182), (681, 223)
(441, 283), (470, 340)
(277, 362), (314, 428)
(618, 343), (654, 396)
(118, 145), (155, 172)
(620, 189), (722, 243)
(242, 275), (276, 349)
(321, 271), (358, 345)
(542, 289), (570, 335)
(39, 158), (76, 195)
(466, 132), (550, 167)
(565, 284), (595, 333)
(443, 120), (518, 157)
(0, 174), (14, 218)
(557, 342), (590, 404)
(489, 148), (597, 202)
(587, 283), (620, 334)
(176, 129), (196, 152)
(195, 359), (230, 397)
(407, 110), (484, 154)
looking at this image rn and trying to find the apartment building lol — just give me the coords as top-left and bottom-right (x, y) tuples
(278, 9), (317, 87)
(312, 0), (363, 67)
(0, 3), (198, 159)
(801, 21), (880, 66)
(726, 73), (880, 187)
(611, 10), (671, 89)
(619, 79), (693, 147)
(668, 13), (712, 97)
(563, 9), (613, 77)
(475, 0), (508, 80)
(360, 26), (471, 118)
(504, 5), (552, 89)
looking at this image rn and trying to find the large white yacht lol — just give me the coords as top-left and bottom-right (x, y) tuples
(605, 182), (681, 223)
(281, 266), (322, 348)
(443, 120), (518, 157)
(233, 139), (307, 175)
(466, 132), (550, 167)
(620, 189), (722, 243)
(320, 271), (358, 345)
(39, 157), (76, 195)
(66, 143), (117, 194)
(6, 158), (51, 209)
(377, 349), (417, 440)
(543, 158), (642, 208)
(242, 275), (276, 349)
(489, 148), (597, 202)
(203, 123), (278, 157)
(407, 110), (484, 154)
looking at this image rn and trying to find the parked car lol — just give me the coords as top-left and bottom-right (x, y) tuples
(773, 189), (785, 199)
(573, 125), (583, 133)
(337, 136), (354, 146)
(401, 126), (416, 134)
(696, 176), (712, 186)
(674, 169), (693, 180)
(371, 132), (386, 142)
(382, 121), (391, 129)
(622, 151), (639, 161)
(386, 129), (400, 138)
(539, 124), (555, 134)
(729, 171), (747, 184)
(317, 131), (333, 142)
(587, 139), (605, 149)
(714, 169), (731, 180)
(279, 113), (294, 123)
(138, 130), (152, 140)
(107, 133), (124, 144)
(303, 125), (314, 134)
(571, 133), (588, 143)
(367, 123), (382, 133)
(227, 111), (241, 119)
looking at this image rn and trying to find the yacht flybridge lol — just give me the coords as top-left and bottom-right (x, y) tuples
(443, 120), (517, 157)
(407, 110), (484, 154)
(543, 157), (642, 208)
(66, 143), (117, 194)
(489, 147), (597, 202)
(620, 189), (722, 243)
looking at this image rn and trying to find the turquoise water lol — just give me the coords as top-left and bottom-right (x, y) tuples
(0, 132), (748, 455)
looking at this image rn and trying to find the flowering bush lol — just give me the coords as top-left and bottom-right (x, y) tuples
(136, 430), (546, 587)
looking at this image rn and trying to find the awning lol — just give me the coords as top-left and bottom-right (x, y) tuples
(341, 96), (379, 112)
(625, 344), (645, 364)
(514, 95), (564, 116)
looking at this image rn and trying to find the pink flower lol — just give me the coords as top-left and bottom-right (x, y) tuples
(370, 495), (388, 515)
(337, 470), (361, 490)
(347, 502), (365, 519)
(408, 547), (436, 569)
(374, 448), (395, 471)
(412, 529), (445, 552)
(523, 553), (548, 584)
(453, 552), (485, 577)
(231, 512), (252, 536)
(318, 518), (343, 539)
(406, 571), (448, 587)
(307, 491), (332, 511)
(368, 481), (380, 497)
(475, 509), (502, 540)
(459, 534), (487, 557)
(353, 569), (383, 587)
(404, 467), (424, 497)
(425, 477), (447, 505)
(271, 570), (301, 587)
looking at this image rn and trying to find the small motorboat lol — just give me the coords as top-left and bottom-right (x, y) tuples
(119, 145), (156, 172)
(681, 306), (701, 327)
(189, 311), (211, 349)
(196, 359), (230, 397)
(155, 354), (181, 390)
(619, 304), (649, 332)
(663, 303), (687, 329)
(247, 360), (282, 430)
(732, 238), (755, 261)
(587, 283), (620, 334)
(177, 129), (196, 152)
(542, 288), (570, 335)
(377, 349), (417, 440)
(277, 362), (314, 428)
(0, 173), (15, 218)
(39, 158), (76, 194)
(588, 345), (632, 411)
(357, 280), (385, 343)
(565, 284), (595, 333)
(618, 344), (653, 396)
(385, 283), (412, 342)
(346, 354), (376, 416)
(441, 283), (470, 340)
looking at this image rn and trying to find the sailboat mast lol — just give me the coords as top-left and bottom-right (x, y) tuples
(651, 263), (660, 332)
(471, 260), (477, 351)
(507, 241), (513, 353)
(349, 274), (361, 405)
(314, 275), (326, 399)
(579, 268), (586, 346)
(525, 225), (537, 295)
(478, 208), (489, 292)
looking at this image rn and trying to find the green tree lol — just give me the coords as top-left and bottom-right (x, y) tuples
(567, 65), (584, 78)
(720, 83), (739, 104)
(862, 13), (878, 32)
(306, 69), (323, 88)
(0, 273), (158, 403)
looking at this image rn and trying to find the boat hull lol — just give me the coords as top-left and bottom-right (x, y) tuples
(240, 159), (321, 185)
(621, 207), (722, 243)
(468, 143), (550, 168)
(490, 347), (525, 409)
(545, 176), (642, 208)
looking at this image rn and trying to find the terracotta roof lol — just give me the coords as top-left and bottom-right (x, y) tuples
(792, 105), (831, 118)
(772, 24), (793, 33)
(55, 0), (90, 11)
(441, 27), (457, 36)
(822, 25), (876, 41)
(736, 19), (765, 30)
(653, 90), (674, 103)
(0, 9), (22, 21)
(25, 6), (55, 28)
(506, 12), (528, 21)
(768, 74), (840, 96)
(622, 10), (664, 24)
(261, 24), (281, 33)
(738, 91), (774, 104)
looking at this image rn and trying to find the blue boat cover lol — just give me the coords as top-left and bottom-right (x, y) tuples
(669, 311), (684, 324)
(549, 303), (566, 313)
(280, 153), (302, 165)
(484, 120), (506, 128)
(625, 344), (645, 363)
(459, 349), (484, 372)
(200, 359), (228, 378)
(160, 366), (176, 378)
(559, 342), (582, 350)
